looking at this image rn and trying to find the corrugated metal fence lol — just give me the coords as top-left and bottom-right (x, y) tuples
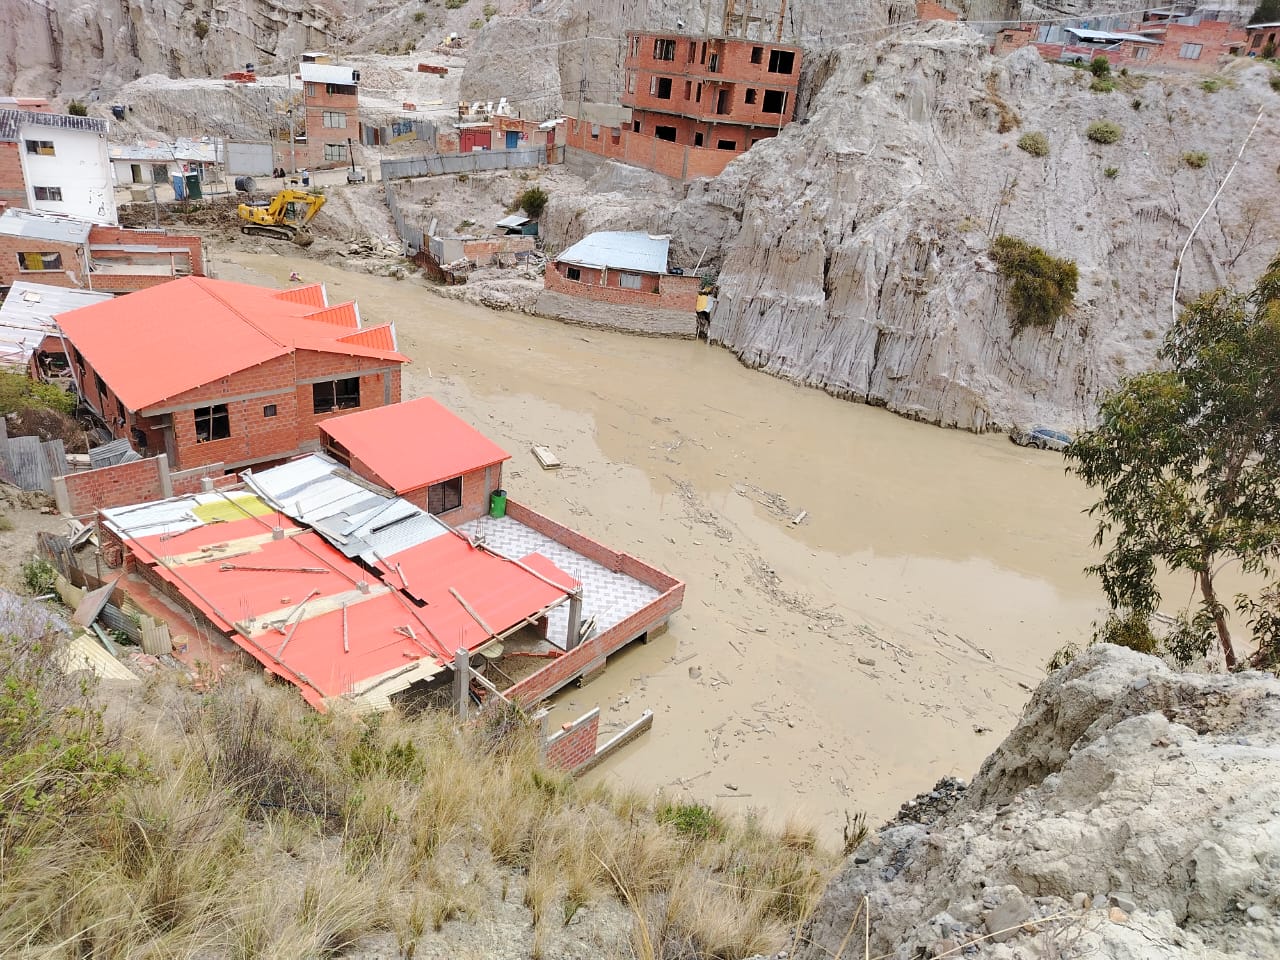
(380, 145), (562, 181)
(0, 421), (68, 493)
(384, 183), (422, 254)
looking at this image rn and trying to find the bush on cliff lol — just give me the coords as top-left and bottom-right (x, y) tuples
(990, 236), (1079, 332)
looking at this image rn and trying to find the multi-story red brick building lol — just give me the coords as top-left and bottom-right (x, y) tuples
(564, 30), (802, 181)
(299, 61), (360, 170)
(994, 14), (1247, 72)
(55, 276), (407, 471)
(0, 208), (205, 293)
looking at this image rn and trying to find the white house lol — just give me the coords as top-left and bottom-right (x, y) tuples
(0, 110), (117, 225)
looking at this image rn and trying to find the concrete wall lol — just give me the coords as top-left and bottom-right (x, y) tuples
(17, 121), (116, 225)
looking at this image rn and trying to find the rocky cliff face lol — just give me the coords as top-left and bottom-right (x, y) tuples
(795, 645), (1280, 960)
(688, 24), (1280, 430)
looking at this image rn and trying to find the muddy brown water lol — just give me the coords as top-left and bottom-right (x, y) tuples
(214, 247), (1148, 834)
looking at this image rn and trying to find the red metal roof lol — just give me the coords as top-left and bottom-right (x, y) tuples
(338, 325), (397, 350)
(55, 276), (409, 411)
(375, 533), (576, 649)
(273, 283), (328, 307)
(123, 508), (574, 710)
(319, 396), (511, 493)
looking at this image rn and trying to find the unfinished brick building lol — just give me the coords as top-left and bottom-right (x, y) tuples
(565, 27), (802, 181)
(55, 276), (406, 471)
(300, 61), (360, 170)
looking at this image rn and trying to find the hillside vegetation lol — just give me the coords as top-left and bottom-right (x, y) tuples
(0, 592), (834, 960)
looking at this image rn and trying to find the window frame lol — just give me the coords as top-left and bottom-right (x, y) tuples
(762, 89), (788, 114)
(24, 139), (55, 156)
(653, 38), (676, 61)
(193, 404), (231, 443)
(1179, 42), (1202, 59)
(322, 142), (349, 162)
(427, 475), (464, 515)
(33, 186), (63, 201)
(263, 403), (278, 418)
(16, 251), (63, 272)
(322, 110), (346, 128)
(312, 377), (361, 414)
(566, 266), (582, 281)
(618, 272), (643, 290)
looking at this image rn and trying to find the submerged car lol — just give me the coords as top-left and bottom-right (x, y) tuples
(1010, 426), (1073, 451)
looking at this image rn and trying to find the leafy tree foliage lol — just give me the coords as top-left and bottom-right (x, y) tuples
(1250, 0), (1280, 25)
(1066, 252), (1280, 668)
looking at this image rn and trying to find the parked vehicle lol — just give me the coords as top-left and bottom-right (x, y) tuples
(1010, 426), (1073, 451)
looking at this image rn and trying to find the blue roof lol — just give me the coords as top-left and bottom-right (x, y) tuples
(556, 231), (670, 274)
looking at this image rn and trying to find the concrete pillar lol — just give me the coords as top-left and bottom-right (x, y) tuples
(454, 647), (470, 719)
(157, 453), (173, 498)
(566, 590), (583, 650)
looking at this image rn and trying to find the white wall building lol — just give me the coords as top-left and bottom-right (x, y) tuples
(1, 110), (117, 225)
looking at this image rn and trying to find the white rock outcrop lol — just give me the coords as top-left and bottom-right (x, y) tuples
(694, 23), (1280, 430)
(796, 645), (1280, 960)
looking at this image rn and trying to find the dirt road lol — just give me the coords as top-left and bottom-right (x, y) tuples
(214, 244), (1108, 832)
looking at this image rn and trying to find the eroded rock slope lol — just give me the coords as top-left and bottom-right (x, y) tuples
(796, 644), (1280, 960)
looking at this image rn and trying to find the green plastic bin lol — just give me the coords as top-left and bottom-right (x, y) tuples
(489, 489), (507, 518)
(184, 173), (202, 200)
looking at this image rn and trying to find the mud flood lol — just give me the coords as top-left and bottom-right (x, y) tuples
(216, 246), (1115, 831)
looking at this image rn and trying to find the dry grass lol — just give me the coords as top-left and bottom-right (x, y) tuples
(0, 596), (840, 959)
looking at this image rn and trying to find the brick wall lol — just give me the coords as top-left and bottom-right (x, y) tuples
(459, 235), (536, 264)
(545, 258), (700, 312)
(0, 234), (82, 288)
(88, 225), (205, 276)
(57, 456), (170, 514)
(916, 1), (959, 22)
(544, 708), (600, 771)
(302, 84), (359, 169)
(563, 119), (743, 182)
(0, 141), (26, 212)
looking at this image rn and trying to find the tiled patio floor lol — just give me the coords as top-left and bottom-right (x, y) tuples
(461, 515), (659, 649)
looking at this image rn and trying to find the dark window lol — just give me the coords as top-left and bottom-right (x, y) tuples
(16, 251), (62, 271)
(194, 404), (230, 443)
(651, 76), (672, 99)
(566, 266), (582, 281)
(684, 80), (693, 99)
(688, 41), (697, 62)
(33, 186), (63, 201)
(24, 140), (55, 156)
(768, 49), (796, 74)
(263, 403), (278, 418)
(762, 89), (787, 114)
(751, 46), (764, 64)
(708, 53), (720, 72)
(745, 88), (758, 104)
(325, 82), (356, 95)
(695, 85), (702, 103)
(632, 120), (641, 133)
(653, 38), (676, 61)
(655, 125), (677, 142)
(716, 89), (731, 114)
(94, 373), (106, 397)
(427, 476), (463, 514)
(694, 132), (704, 147)
(116, 399), (125, 421)
(717, 139), (737, 151)
(312, 377), (361, 413)
(700, 42), (707, 64)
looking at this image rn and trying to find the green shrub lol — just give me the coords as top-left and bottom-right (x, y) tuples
(413, 10), (425, 21)
(1182, 150), (1209, 169)
(67, 100), (87, 117)
(483, 2), (497, 17)
(1104, 166), (1119, 178)
(1201, 77), (1222, 93)
(1089, 55), (1111, 77)
(657, 801), (723, 843)
(470, 18), (483, 28)
(990, 235), (1079, 332)
(1086, 119), (1122, 144)
(194, 18), (209, 39)
(516, 185), (548, 219)
(1090, 77), (1116, 93)
(1270, 72), (1280, 92)
(0, 372), (75, 416)
(443, 0), (467, 8)
(21, 558), (57, 595)
(1017, 131), (1050, 157)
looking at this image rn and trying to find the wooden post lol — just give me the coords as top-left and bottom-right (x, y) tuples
(454, 647), (470, 718)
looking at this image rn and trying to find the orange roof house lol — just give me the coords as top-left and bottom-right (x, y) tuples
(320, 396), (511, 522)
(55, 276), (408, 472)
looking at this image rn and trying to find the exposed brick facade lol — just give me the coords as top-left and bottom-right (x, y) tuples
(544, 257), (701, 312)
(0, 233), (82, 287)
(563, 117), (744, 181)
(544, 708), (600, 771)
(916, 1), (959, 22)
(0, 222), (204, 291)
(54, 455), (233, 516)
(301, 76), (359, 170)
(0, 141), (25, 213)
(994, 16), (1247, 72)
(68, 342), (403, 473)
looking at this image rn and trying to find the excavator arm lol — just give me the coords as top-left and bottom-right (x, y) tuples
(237, 189), (326, 246)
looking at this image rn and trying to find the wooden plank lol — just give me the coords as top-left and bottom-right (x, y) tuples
(530, 445), (561, 470)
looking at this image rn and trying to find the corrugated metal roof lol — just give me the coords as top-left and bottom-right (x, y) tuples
(317, 397), (511, 494)
(0, 282), (110, 368)
(496, 215), (530, 228)
(54, 277), (408, 412)
(109, 142), (175, 162)
(556, 231), (671, 274)
(0, 109), (108, 142)
(300, 63), (359, 85)
(1063, 27), (1159, 42)
(0, 208), (92, 244)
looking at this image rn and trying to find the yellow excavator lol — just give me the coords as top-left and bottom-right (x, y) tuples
(237, 189), (326, 246)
